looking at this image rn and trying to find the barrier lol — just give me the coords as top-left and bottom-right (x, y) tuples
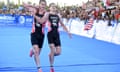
(63, 18), (120, 45)
(0, 14), (120, 45)
(0, 14), (16, 25)
(0, 14), (33, 26)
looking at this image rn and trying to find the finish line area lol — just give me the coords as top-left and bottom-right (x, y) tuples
(0, 26), (120, 72)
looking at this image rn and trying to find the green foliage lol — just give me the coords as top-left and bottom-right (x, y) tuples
(0, 1), (5, 9)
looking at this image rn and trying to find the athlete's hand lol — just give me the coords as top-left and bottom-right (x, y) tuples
(23, 2), (31, 8)
(44, 12), (49, 17)
(31, 8), (36, 16)
(22, 2), (26, 6)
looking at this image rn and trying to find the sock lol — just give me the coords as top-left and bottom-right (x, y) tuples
(37, 66), (41, 70)
(50, 65), (53, 67)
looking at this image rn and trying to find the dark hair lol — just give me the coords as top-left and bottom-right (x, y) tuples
(49, 3), (56, 7)
(36, 0), (46, 14)
(39, 0), (46, 4)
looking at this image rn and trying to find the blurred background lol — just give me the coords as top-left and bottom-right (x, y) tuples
(0, 0), (120, 72)
(0, 0), (120, 44)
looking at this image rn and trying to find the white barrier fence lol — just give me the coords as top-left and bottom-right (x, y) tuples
(61, 18), (120, 45)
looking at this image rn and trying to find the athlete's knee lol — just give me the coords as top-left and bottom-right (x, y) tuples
(33, 46), (40, 56)
(49, 44), (55, 49)
(55, 47), (61, 56)
(34, 50), (39, 56)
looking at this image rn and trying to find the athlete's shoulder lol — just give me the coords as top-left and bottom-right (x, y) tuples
(57, 13), (62, 18)
(44, 11), (50, 17)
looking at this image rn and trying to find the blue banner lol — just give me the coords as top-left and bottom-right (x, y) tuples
(0, 14), (33, 26)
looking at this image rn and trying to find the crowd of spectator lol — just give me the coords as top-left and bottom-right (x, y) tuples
(59, 0), (120, 26)
(0, 5), (31, 15)
(0, 0), (120, 26)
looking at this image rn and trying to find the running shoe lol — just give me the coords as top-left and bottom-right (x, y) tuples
(38, 68), (42, 72)
(29, 49), (34, 57)
(50, 67), (54, 72)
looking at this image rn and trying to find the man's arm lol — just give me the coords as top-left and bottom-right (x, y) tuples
(23, 2), (37, 9)
(33, 12), (49, 24)
(23, 2), (49, 24)
(58, 14), (72, 38)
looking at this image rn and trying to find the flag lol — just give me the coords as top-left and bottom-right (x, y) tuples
(84, 18), (94, 30)
(102, 0), (110, 7)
